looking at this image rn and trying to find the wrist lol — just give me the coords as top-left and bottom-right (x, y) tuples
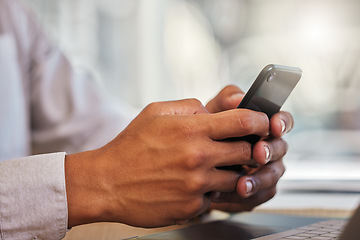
(65, 148), (117, 227)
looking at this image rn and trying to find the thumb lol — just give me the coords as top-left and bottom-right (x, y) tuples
(206, 85), (245, 113)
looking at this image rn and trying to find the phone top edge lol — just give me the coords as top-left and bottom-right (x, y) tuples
(238, 64), (302, 109)
(268, 64), (302, 74)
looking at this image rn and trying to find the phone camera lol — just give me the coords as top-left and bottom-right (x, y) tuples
(267, 73), (276, 82)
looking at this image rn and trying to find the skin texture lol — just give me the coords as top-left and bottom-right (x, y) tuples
(65, 85), (292, 228)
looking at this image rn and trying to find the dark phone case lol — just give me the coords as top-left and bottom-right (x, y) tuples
(221, 64), (302, 172)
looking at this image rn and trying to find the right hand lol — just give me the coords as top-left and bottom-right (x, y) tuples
(65, 99), (270, 228)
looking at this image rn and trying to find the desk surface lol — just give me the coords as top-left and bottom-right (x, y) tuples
(63, 222), (184, 240)
(62, 192), (360, 240)
(63, 210), (230, 240)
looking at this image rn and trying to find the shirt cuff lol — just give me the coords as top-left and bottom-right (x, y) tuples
(0, 152), (68, 240)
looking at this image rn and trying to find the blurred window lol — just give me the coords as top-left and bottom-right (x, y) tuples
(25, 0), (360, 156)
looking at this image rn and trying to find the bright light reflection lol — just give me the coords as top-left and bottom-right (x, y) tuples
(300, 18), (335, 46)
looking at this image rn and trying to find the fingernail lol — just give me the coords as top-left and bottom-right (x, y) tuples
(231, 93), (245, 101)
(264, 145), (271, 163)
(280, 119), (286, 133)
(245, 179), (254, 194)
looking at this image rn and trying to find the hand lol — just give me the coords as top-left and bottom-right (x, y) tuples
(65, 98), (271, 228)
(205, 85), (293, 212)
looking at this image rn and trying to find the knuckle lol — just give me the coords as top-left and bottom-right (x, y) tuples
(187, 98), (204, 108)
(274, 159), (286, 177)
(236, 111), (269, 134)
(185, 173), (207, 193)
(237, 113), (254, 132)
(269, 167), (282, 184)
(268, 187), (277, 200)
(184, 148), (208, 170)
(143, 102), (161, 114)
(268, 161), (286, 184)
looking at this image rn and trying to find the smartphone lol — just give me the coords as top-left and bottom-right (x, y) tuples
(237, 64), (302, 143)
(219, 64), (302, 172)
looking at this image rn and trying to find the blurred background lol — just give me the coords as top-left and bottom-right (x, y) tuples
(25, 0), (360, 183)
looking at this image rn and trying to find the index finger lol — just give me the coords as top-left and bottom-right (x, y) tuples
(203, 109), (270, 140)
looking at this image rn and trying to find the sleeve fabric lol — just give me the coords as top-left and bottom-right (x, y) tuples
(0, 153), (68, 240)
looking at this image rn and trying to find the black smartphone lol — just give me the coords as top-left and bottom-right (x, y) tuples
(219, 64), (302, 172)
(237, 64), (302, 144)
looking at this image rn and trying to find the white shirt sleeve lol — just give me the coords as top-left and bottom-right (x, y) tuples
(0, 153), (68, 240)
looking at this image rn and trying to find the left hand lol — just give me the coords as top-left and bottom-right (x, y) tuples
(205, 85), (293, 212)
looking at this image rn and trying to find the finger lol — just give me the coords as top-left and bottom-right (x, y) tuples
(204, 109), (270, 140)
(210, 187), (278, 212)
(207, 169), (242, 193)
(270, 111), (294, 137)
(236, 159), (285, 198)
(252, 138), (288, 165)
(205, 85), (245, 113)
(193, 196), (212, 220)
(144, 98), (209, 116)
(210, 191), (240, 203)
(208, 140), (252, 167)
(240, 187), (278, 211)
(209, 201), (247, 212)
